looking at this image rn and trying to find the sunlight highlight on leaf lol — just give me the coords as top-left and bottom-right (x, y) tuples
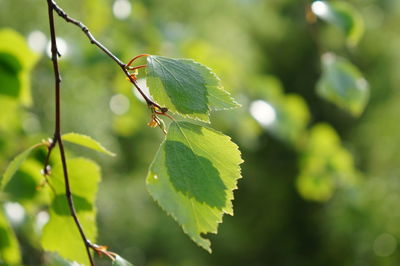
(1, 145), (37, 190)
(62, 133), (116, 156)
(146, 121), (242, 252)
(146, 55), (239, 122)
(41, 158), (101, 265)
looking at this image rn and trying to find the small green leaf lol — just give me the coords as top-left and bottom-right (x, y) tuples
(0, 29), (40, 105)
(113, 255), (134, 266)
(3, 159), (45, 203)
(296, 124), (359, 201)
(317, 53), (369, 116)
(146, 55), (239, 122)
(312, 1), (364, 46)
(0, 207), (21, 265)
(1, 145), (36, 190)
(147, 121), (243, 252)
(41, 158), (101, 265)
(0, 52), (23, 98)
(62, 133), (116, 156)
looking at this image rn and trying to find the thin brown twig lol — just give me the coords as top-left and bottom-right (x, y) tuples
(45, 1), (172, 263)
(127, 64), (147, 71)
(46, 0), (95, 265)
(126, 53), (150, 67)
(48, 0), (163, 109)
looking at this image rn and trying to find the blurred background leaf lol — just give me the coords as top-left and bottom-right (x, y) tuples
(311, 0), (364, 46)
(0, 206), (21, 265)
(317, 53), (369, 116)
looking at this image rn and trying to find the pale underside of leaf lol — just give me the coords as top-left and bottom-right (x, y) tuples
(146, 55), (239, 122)
(62, 132), (116, 156)
(146, 121), (242, 252)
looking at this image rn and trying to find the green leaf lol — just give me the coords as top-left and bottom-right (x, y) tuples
(41, 158), (101, 265)
(3, 159), (45, 203)
(62, 133), (116, 156)
(296, 124), (359, 201)
(0, 207), (21, 265)
(312, 1), (364, 46)
(0, 52), (23, 98)
(0, 29), (40, 105)
(249, 75), (310, 146)
(113, 255), (134, 266)
(146, 121), (243, 252)
(146, 55), (239, 122)
(316, 53), (369, 116)
(1, 145), (37, 190)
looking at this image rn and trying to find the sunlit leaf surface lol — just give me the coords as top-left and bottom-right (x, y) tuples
(146, 55), (239, 122)
(63, 132), (116, 156)
(0, 29), (39, 105)
(296, 124), (359, 201)
(147, 121), (242, 252)
(41, 158), (101, 265)
(1, 145), (37, 190)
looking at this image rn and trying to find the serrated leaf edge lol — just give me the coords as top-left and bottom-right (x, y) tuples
(146, 121), (243, 252)
(146, 56), (240, 122)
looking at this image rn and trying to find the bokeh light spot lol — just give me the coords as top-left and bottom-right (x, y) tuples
(22, 112), (41, 134)
(46, 37), (68, 58)
(110, 94), (130, 115)
(311, 1), (329, 17)
(249, 100), (276, 127)
(35, 211), (50, 233)
(27, 30), (47, 53)
(4, 202), (25, 225)
(373, 233), (397, 257)
(113, 0), (132, 20)
(132, 78), (150, 103)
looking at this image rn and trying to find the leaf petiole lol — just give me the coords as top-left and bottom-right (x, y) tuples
(126, 53), (150, 68)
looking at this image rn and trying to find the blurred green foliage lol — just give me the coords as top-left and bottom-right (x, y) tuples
(1, 0), (400, 265)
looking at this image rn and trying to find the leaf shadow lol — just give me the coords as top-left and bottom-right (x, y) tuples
(51, 194), (92, 216)
(150, 56), (209, 115)
(165, 140), (226, 209)
(0, 52), (22, 98)
(0, 226), (11, 249)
